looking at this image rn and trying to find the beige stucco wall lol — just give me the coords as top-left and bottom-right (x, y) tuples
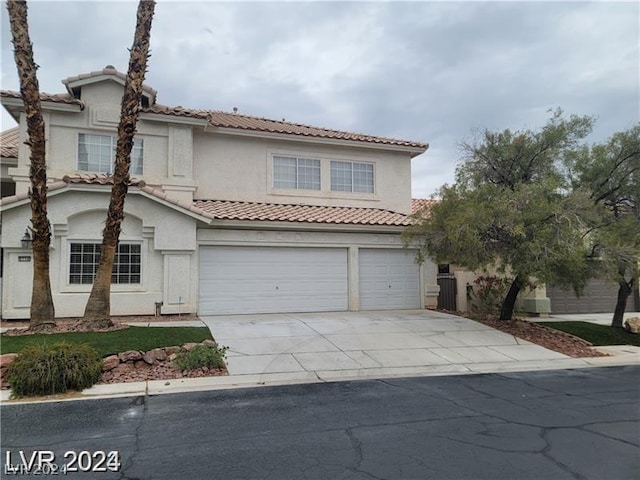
(192, 132), (414, 214)
(1, 189), (198, 319)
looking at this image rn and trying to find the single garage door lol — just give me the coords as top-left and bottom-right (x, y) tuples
(359, 249), (420, 310)
(199, 246), (348, 315)
(547, 278), (633, 314)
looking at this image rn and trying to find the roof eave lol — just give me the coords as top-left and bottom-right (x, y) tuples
(205, 218), (408, 233)
(206, 126), (428, 156)
(2, 97), (83, 121)
(139, 111), (210, 127)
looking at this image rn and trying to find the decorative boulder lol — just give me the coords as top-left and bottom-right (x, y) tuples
(182, 342), (198, 351)
(201, 339), (217, 348)
(623, 317), (640, 334)
(118, 350), (143, 362)
(102, 355), (120, 372)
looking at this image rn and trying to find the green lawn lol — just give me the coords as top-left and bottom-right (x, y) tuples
(540, 321), (640, 347)
(0, 326), (213, 357)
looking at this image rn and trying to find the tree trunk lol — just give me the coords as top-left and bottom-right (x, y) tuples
(611, 279), (633, 329)
(7, 0), (55, 331)
(499, 275), (523, 321)
(82, 0), (155, 328)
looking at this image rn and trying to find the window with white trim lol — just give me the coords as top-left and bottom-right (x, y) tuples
(273, 156), (320, 190)
(69, 243), (141, 284)
(330, 161), (374, 193)
(78, 133), (144, 175)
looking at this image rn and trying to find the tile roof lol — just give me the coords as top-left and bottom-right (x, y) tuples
(0, 173), (429, 228)
(2, 67), (427, 151)
(192, 199), (413, 226)
(0, 176), (410, 227)
(62, 65), (157, 100)
(411, 198), (437, 215)
(0, 89), (84, 108)
(1, 126), (19, 157)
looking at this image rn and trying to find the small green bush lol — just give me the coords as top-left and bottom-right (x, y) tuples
(7, 341), (102, 398)
(174, 344), (227, 370)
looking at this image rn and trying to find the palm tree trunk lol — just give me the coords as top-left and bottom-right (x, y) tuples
(499, 275), (523, 321)
(82, 0), (155, 328)
(611, 279), (633, 329)
(7, 0), (55, 331)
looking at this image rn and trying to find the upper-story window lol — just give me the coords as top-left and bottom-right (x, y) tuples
(330, 161), (374, 193)
(273, 156), (320, 190)
(78, 133), (144, 175)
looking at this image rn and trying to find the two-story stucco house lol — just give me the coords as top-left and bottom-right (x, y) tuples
(0, 66), (440, 320)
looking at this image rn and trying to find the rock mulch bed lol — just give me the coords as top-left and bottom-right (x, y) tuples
(472, 315), (608, 358)
(99, 339), (227, 384)
(0, 338), (227, 390)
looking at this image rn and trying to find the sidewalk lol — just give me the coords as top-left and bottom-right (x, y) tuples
(2, 310), (639, 404)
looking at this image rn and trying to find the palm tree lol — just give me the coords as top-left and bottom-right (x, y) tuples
(82, 0), (156, 328)
(7, 0), (56, 331)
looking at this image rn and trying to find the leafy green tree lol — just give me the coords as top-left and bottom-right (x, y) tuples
(405, 110), (595, 321)
(571, 125), (640, 328)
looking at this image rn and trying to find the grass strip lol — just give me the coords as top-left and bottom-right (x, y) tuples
(0, 326), (213, 357)
(539, 321), (640, 347)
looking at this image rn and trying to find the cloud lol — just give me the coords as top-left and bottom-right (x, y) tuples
(2, 1), (638, 197)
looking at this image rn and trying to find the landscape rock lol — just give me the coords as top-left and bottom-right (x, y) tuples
(134, 360), (151, 369)
(142, 352), (156, 365)
(623, 317), (640, 334)
(102, 355), (120, 372)
(182, 342), (198, 351)
(148, 348), (167, 362)
(118, 350), (142, 362)
(168, 353), (178, 361)
(0, 353), (18, 368)
(165, 346), (181, 355)
(201, 339), (217, 348)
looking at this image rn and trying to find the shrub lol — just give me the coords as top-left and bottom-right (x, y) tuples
(469, 275), (512, 316)
(174, 344), (227, 370)
(7, 341), (102, 398)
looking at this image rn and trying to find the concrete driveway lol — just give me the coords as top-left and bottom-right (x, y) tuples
(202, 310), (580, 383)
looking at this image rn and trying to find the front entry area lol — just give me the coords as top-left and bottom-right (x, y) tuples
(198, 246), (348, 315)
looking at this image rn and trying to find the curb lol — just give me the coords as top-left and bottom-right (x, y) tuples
(1, 354), (638, 405)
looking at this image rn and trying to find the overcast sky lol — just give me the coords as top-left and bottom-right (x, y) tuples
(1, 1), (638, 198)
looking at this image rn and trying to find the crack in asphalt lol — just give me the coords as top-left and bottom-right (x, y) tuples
(118, 395), (148, 480)
(344, 427), (386, 480)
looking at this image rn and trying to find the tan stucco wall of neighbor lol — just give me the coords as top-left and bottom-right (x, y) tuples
(1, 190), (198, 319)
(192, 132), (414, 214)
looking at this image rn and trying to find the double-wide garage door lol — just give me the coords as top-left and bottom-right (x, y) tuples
(198, 246), (420, 315)
(199, 246), (348, 315)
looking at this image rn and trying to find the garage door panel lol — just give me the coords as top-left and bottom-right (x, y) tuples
(359, 249), (420, 310)
(199, 246), (348, 315)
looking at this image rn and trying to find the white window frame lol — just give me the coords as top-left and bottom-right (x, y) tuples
(68, 242), (142, 286)
(77, 133), (144, 175)
(273, 155), (321, 190)
(330, 160), (375, 193)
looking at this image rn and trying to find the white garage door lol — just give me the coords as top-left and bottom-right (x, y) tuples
(199, 246), (348, 315)
(359, 249), (420, 310)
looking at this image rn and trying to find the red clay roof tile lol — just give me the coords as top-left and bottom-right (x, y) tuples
(1, 127), (19, 158)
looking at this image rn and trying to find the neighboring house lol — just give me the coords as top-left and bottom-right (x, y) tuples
(0, 66), (442, 319)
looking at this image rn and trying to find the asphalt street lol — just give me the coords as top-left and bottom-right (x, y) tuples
(1, 366), (638, 480)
